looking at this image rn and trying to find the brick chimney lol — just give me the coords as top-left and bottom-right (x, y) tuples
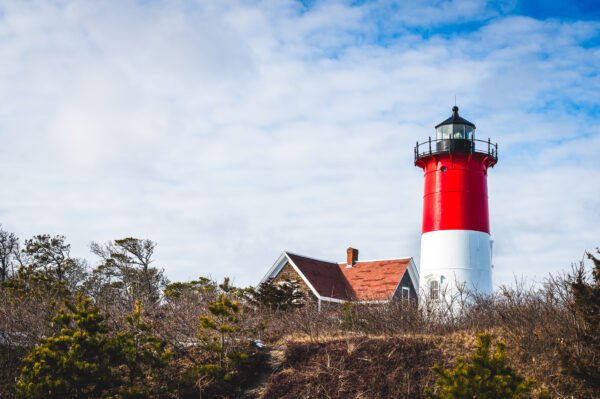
(346, 247), (359, 267)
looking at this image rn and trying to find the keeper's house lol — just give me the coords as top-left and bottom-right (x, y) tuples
(259, 248), (419, 307)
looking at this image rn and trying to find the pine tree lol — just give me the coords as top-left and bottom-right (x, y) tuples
(22, 235), (87, 291)
(187, 279), (251, 393)
(425, 333), (549, 399)
(14, 295), (171, 398)
(199, 293), (246, 370)
(163, 277), (216, 299)
(251, 278), (305, 310)
(110, 301), (171, 398)
(1, 265), (70, 298)
(14, 294), (116, 398)
(3, 234), (87, 298)
(339, 302), (368, 331)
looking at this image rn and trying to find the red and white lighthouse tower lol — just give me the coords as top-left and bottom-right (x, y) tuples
(415, 106), (498, 298)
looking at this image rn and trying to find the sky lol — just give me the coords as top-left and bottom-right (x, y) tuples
(0, 0), (598, 288)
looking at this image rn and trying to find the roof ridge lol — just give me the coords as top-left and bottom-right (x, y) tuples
(345, 257), (412, 263)
(285, 252), (412, 266)
(284, 251), (339, 265)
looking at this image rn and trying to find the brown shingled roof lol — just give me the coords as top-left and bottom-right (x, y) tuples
(286, 253), (355, 300)
(286, 252), (411, 301)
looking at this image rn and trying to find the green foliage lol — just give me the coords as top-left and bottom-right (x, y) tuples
(251, 278), (305, 310)
(1, 265), (70, 298)
(199, 292), (243, 367)
(559, 249), (600, 397)
(339, 302), (368, 331)
(3, 234), (86, 297)
(163, 277), (216, 299)
(425, 334), (549, 399)
(14, 294), (115, 398)
(22, 235), (86, 285)
(110, 301), (171, 398)
(186, 279), (252, 393)
(14, 295), (170, 398)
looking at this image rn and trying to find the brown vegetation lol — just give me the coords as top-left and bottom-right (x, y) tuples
(264, 337), (443, 399)
(0, 225), (598, 398)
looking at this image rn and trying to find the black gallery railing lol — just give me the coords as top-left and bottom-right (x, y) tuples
(414, 137), (498, 163)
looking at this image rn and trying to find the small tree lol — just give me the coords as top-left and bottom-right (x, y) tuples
(90, 238), (168, 305)
(22, 235), (87, 285)
(110, 301), (171, 398)
(425, 333), (549, 399)
(14, 294), (116, 398)
(251, 278), (305, 310)
(9, 234), (88, 296)
(199, 294), (246, 369)
(15, 295), (170, 399)
(188, 278), (250, 394)
(339, 302), (368, 332)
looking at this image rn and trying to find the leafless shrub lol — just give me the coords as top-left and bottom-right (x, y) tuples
(0, 288), (58, 396)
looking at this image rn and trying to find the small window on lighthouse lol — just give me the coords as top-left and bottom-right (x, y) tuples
(436, 125), (450, 140)
(453, 124), (474, 139)
(466, 126), (474, 140)
(430, 280), (439, 300)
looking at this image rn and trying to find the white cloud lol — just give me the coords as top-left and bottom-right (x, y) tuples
(0, 0), (598, 288)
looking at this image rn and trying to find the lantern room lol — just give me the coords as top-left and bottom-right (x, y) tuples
(414, 106), (498, 164)
(435, 106), (475, 140)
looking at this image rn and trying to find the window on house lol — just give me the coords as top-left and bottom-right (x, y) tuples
(402, 286), (410, 300)
(430, 280), (439, 300)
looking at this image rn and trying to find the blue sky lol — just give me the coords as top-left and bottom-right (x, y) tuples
(0, 0), (598, 287)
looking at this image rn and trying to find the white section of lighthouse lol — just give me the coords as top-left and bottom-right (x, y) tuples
(414, 106), (498, 299)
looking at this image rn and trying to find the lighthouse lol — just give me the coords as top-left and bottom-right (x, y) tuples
(414, 106), (498, 299)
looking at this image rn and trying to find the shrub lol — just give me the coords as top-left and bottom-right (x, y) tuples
(251, 278), (305, 310)
(339, 302), (368, 331)
(182, 278), (255, 396)
(14, 294), (170, 398)
(14, 294), (117, 398)
(425, 333), (549, 399)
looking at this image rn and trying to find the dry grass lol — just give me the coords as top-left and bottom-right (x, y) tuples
(260, 330), (555, 399)
(262, 335), (445, 399)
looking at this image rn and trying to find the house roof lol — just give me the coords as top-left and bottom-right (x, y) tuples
(282, 252), (414, 302)
(339, 258), (411, 301)
(286, 253), (355, 300)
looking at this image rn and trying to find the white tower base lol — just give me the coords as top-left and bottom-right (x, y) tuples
(419, 229), (493, 299)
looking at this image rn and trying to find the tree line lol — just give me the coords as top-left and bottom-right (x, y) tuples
(0, 224), (598, 398)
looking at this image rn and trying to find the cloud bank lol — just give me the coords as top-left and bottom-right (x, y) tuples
(0, 0), (598, 287)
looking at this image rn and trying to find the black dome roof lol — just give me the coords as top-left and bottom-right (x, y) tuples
(435, 106), (476, 129)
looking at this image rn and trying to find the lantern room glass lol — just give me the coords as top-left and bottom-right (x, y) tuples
(436, 124), (474, 140)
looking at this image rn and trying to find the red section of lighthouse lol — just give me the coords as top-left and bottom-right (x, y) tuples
(415, 106), (498, 298)
(419, 151), (496, 234)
